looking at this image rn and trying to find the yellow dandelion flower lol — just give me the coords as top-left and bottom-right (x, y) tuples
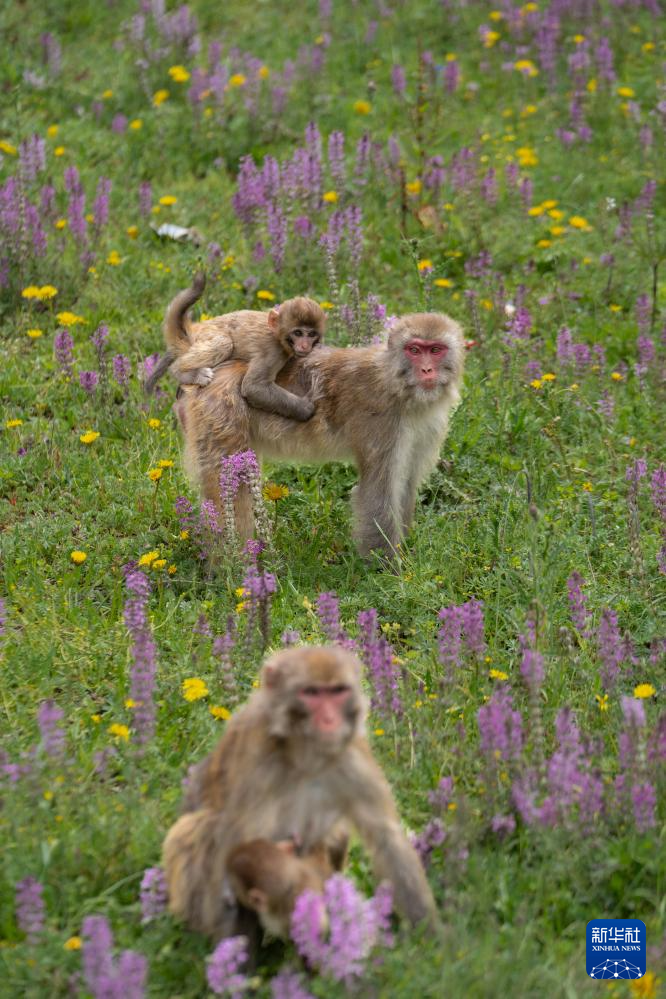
(514, 59), (539, 77)
(148, 468), (163, 482)
(179, 529), (189, 540)
(418, 259), (433, 272)
(582, 481), (593, 492)
(108, 723), (130, 741)
(158, 459), (174, 468)
(521, 104), (538, 116)
(550, 226), (566, 236)
(568, 215), (591, 230)
(528, 205), (545, 217)
(153, 89), (170, 106)
(159, 195), (177, 206)
(5, 418), (23, 429)
(480, 298), (493, 310)
(263, 483), (289, 501)
(489, 11), (503, 21)
(168, 65), (190, 83)
(374, 728), (385, 736)
(541, 372), (556, 382)
(148, 418), (161, 429)
(57, 311), (85, 325)
(54, 218), (67, 230)
(222, 254), (235, 269)
(434, 278), (453, 288)
(569, 383), (579, 391)
(54, 146), (65, 157)
(125, 699), (136, 709)
(256, 289), (276, 301)
(617, 86), (635, 98)
(323, 191), (338, 203)
(489, 669), (509, 680)
(595, 694), (609, 712)
(537, 239), (552, 248)
(151, 558), (167, 570)
(130, 118), (143, 130)
(634, 683), (656, 699)
(405, 179), (422, 195)
(516, 146), (538, 166)
(641, 42), (655, 53)
(27, 328), (43, 339)
(21, 285), (41, 298)
(101, 89), (113, 99)
(91, 714), (101, 724)
(258, 65), (270, 79)
(573, 34), (585, 43)
(547, 209), (564, 220)
(79, 431), (100, 444)
(210, 705), (231, 720)
(319, 301), (334, 309)
(182, 677), (209, 702)
(630, 971), (659, 998)
(64, 936), (82, 951)
(611, 371), (624, 381)
(530, 379), (543, 389)
(353, 99), (372, 114)
(587, 78), (597, 93)
(127, 225), (139, 239)
(138, 550), (159, 566)
(0, 140), (17, 155)
(107, 250), (122, 266)
(484, 30), (501, 47)
(168, 564), (177, 575)
(70, 551), (87, 564)
(229, 73), (247, 87)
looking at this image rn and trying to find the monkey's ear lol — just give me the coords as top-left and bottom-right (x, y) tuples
(247, 888), (268, 913)
(267, 307), (280, 331)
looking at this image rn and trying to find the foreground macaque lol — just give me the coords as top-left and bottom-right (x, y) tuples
(146, 273), (326, 422)
(162, 646), (438, 946)
(226, 839), (331, 939)
(177, 310), (465, 554)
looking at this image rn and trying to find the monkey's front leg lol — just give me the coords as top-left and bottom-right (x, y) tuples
(351, 462), (403, 556)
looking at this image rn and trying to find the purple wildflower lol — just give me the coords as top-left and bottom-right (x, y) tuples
(138, 182), (152, 218)
(54, 328), (75, 377)
(478, 689), (523, 762)
(597, 609), (624, 690)
(631, 782), (656, 833)
(460, 599), (485, 658)
(79, 370), (99, 394)
(15, 877), (45, 943)
(123, 571), (157, 745)
(37, 699), (65, 758)
(82, 914), (147, 999)
(316, 591), (348, 645)
(112, 354), (131, 388)
(391, 64), (406, 96)
(437, 605), (464, 673)
(567, 572), (590, 635)
(140, 867), (168, 923)
(206, 936), (248, 997)
(93, 177), (111, 230)
(270, 969), (315, 999)
(357, 608), (402, 718)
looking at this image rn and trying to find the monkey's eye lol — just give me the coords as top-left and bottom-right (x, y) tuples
(300, 686), (320, 697)
(431, 345), (445, 354)
(329, 685), (350, 696)
(408, 346), (420, 355)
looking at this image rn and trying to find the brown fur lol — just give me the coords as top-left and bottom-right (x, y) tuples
(177, 312), (465, 554)
(162, 646), (438, 943)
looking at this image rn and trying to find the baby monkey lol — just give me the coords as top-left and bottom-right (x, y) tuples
(226, 838), (331, 939)
(146, 273), (326, 422)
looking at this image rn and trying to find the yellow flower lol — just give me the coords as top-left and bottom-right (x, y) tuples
(528, 205), (545, 217)
(609, 304), (622, 313)
(353, 100), (372, 114)
(125, 699), (136, 709)
(26, 285), (58, 300)
(235, 587), (249, 598)
(54, 146), (65, 157)
(127, 225), (139, 239)
(587, 78), (597, 93)
(182, 677), (209, 702)
(179, 529), (189, 540)
(548, 209), (564, 220)
(573, 34), (585, 43)
(158, 459), (174, 468)
(514, 59), (539, 77)
(55, 218), (67, 230)
(229, 73), (247, 87)
(27, 328), (43, 339)
(258, 65), (270, 79)
(530, 379), (543, 389)
(641, 42), (655, 53)
(101, 89), (113, 99)
(323, 191), (338, 203)
(151, 558), (167, 570)
(256, 289), (276, 301)
(417, 259), (433, 272)
(130, 118), (143, 130)
(630, 971), (659, 998)
(541, 372), (556, 382)
(595, 694), (609, 712)
(516, 146), (538, 166)
(374, 728), (385, 736)
(0, 140), (17, 155)
(148, 418), (162, 429)
(153, 89), (170, 106)
(168, 564), (177, 575)
(5, 418), (23, 429)
(489, 669), (508, 680)
(148, 468), (163, 482)
(489, 11), (503, 21)
(64, 936), (82, 951)
(550, 226), (566, 236)
(236, 600), (248, 613)
(263, 482), (289, 501)
(168, 65), (190, 83)
(319, 301), (334, 309)
(484, 30), (501, 47)
(568, 215), (591, 230)
(434, 278), (453, 288)
(582, 481), (593, 492)
(108, 723), (130, 741)
(107, 250), (121, 266)
(634, 684), (656, 699)
(79, 431), (100, 444)
(617, 86), (635, 98)
(57, 311), (85, 325)
(405, 179), (422, 195)
(537, 239), (552, 248)
(138, 550), (159, 566)
(569, 383), (579, 391)
(159, 195), (177, 206)
(611, 371), (624, 381)
(210, 705), (231, 720)
(70, 551), (87, 564)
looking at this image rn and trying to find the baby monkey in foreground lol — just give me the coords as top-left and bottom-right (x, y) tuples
(146, 273), (326, 422)
(227, 839), (332, 939)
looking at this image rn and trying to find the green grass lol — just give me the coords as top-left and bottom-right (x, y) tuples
(0, 1), (664, 996)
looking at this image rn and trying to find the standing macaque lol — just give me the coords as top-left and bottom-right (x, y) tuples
(162, 646), (439, 947)
(175, 309), (465, 555)
(226, 839), (331, 939)
(145, 273), (326, 422)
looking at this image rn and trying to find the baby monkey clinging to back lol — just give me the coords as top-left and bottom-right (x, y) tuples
(145, 273), (326, 422)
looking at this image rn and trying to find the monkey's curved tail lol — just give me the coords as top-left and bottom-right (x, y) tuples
(144, 271), (206, 394)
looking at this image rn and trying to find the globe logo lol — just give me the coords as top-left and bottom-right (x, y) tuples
(586, 920), (646, 981)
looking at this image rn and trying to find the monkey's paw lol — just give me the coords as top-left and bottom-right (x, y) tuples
(193, 367), (214, 386)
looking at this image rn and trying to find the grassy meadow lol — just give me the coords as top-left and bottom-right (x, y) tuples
(0, 0), (664, 996)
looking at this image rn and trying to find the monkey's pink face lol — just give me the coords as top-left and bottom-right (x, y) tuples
(288, 330), (320, 357)
(297, 684), (353, 737)
(403, 338), (449, 390)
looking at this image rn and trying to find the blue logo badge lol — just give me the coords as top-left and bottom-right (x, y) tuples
(586, 920), (646, 980)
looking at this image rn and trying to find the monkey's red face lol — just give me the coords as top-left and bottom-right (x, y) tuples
(404, 338), (449, 390)
(297, 684), (353, 737)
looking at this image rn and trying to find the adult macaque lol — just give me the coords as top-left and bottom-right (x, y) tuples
(177, 310), (465, 555)
(226, 839), (331, 939)
(145, 273), (326, 422)
(162, 646), (438, 945)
